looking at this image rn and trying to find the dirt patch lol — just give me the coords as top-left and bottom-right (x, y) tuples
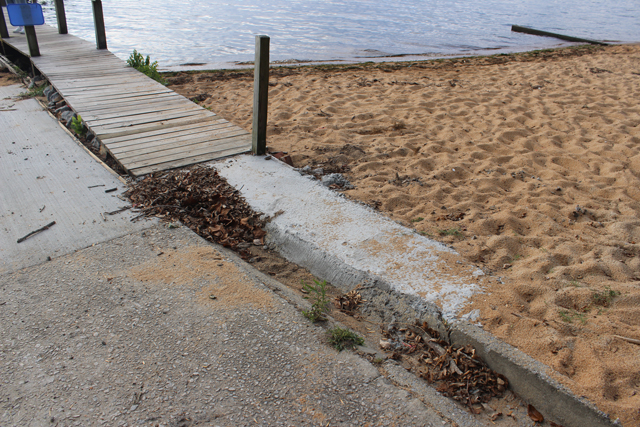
(127, 245), (274, 309)
(0, 69), (20, 87)
(167, 43), (640, 425)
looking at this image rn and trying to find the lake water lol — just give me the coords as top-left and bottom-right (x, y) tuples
(40, 0), (640, 70)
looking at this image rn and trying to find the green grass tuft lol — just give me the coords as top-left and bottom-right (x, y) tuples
(327, 327), (364, 351)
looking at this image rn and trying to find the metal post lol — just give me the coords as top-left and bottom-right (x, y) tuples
(91, 0), (107, 49)
(25, 25), (39, 57)
(0, 3), (9, 39)
(54, 0), (67, 34)
(252, 35), (270, 155)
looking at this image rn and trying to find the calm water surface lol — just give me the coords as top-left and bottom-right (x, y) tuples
(40, 0), (640, 69)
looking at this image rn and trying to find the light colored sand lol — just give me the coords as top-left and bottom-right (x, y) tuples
(170, 44), (640, 425)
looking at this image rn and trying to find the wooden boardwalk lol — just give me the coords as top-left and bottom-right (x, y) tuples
(0, 12), (251, 176)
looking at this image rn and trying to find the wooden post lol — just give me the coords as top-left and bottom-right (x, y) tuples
(0, 2), (9, 39)
(92, 0), (107, 50)
(252, 35), (270, 155)
(24, 25), (40, 57)
(54, 0), (67, 34)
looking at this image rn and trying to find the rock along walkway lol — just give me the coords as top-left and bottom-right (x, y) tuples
(1, 85), (485, 426)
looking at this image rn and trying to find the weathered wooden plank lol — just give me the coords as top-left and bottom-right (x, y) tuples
(100, 119), (231, 145)
(120, 132), (251, 166)
(93, 115), (214, 140)
(75, 97), (192, 115)
(85, 108), (211, 128)
(70, 93), (185, 111)
(81, 102), (204, 122)
(125, 140), (251, 171)
(128, 145), (251, 176)
(110, 124), (243, 157)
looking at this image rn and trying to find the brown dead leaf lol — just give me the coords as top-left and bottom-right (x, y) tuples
(527, 404), (544, 423)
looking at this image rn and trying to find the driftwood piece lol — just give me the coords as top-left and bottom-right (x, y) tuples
(17, 221), (56, 243)
(613, 335), (640, 345)
(511, 25), (608, 46)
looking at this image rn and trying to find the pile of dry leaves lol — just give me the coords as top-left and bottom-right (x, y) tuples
(125, 167), (266, 258)
(381, 321), (509, 412)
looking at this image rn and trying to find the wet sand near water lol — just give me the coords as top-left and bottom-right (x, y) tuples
(170, 43), (640, 424)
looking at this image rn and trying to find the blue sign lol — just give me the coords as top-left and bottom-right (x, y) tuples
(7, 4), (45, 27)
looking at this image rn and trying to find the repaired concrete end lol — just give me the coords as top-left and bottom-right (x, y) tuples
(212, 155), (618, 427)
(214, 155), (482, 319)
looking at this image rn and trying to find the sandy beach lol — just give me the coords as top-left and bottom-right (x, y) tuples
(166, 44), (640, 425)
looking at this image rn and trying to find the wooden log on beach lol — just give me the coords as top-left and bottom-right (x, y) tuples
(252, 35), (270, 155)
(511, 25), (608, 46)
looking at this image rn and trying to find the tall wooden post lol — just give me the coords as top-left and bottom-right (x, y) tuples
(0, 2), (9, 39)
(25, 25), (40, 57)
(252, 35), (270, 155)
(91, 0), (107, 49)
(54, 0), (67, 34)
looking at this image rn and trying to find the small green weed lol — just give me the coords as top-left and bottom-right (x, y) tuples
(327, 327), (364, 351)
(69, 114), (86, 136)
(302, 279), (329, 322)
(511, 254), (523, 262)
(70, 115), (86, 136)
(127, 50), (167, 85)
(558, 309), (586, 324)
(592, 286), (620, 307)
(411, 217), (424, 223)
(418, 231), (433, 237)
(438, 227), (463, 237)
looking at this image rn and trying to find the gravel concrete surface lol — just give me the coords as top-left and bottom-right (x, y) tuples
(0, 224), (457, 427)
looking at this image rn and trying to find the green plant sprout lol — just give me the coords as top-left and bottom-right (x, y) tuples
(70, 115), (86, 137)
(302, 279), (329, 322)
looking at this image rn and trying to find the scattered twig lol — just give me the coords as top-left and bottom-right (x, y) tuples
(105, 206), (130, 216)
(613, 335), (640, 345)
(39, 205), (46, 213)
(105, 187), (118, 193)
(0, 301), (6, 306)
(17, 221), (56, 243)
(88, 184), (105, 189)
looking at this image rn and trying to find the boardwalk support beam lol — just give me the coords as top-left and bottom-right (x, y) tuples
(0, 3), (9, 40)
(252, 35), (270, 155)
(25, 26), (39, 57)
(92, 0), (107, 50)
(54, 0), (67, 35)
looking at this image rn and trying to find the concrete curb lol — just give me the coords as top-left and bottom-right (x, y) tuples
(213, 156), (618, 427)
